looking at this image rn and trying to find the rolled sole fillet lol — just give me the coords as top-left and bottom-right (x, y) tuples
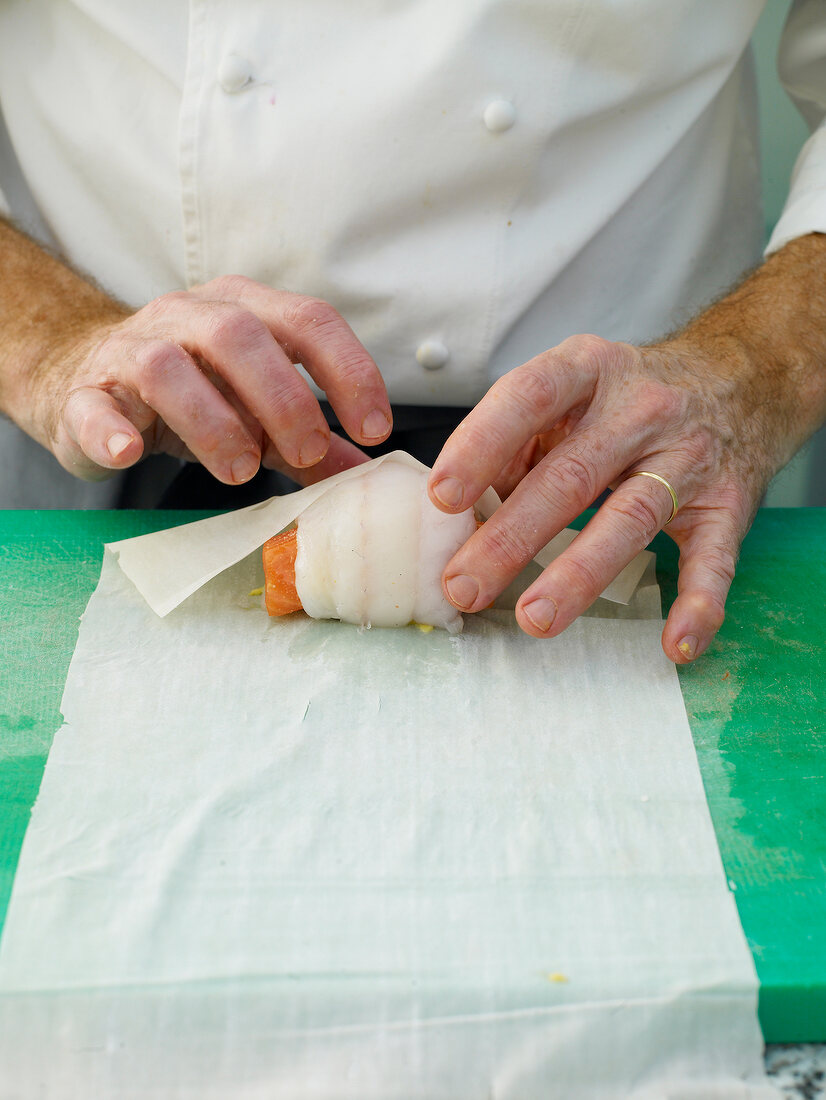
(262, 462), (477, 632)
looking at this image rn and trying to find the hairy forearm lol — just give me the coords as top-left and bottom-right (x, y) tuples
(669, 232), (826, 464)
(0, 217), (127, 442)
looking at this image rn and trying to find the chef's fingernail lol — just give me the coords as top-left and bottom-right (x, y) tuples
(677, 635), (699, 660)
(445, 574), (479, 610)
(107, 432), (133, 459)
(298, 430), (328, 465)
(231, 452), (260, 483)
(432, 476), (464, 510)
(522, 597), (558, 634)
(361, 409), (391, 440)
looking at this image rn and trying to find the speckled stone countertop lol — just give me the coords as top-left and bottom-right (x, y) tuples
(766, 1046), (826, 1098)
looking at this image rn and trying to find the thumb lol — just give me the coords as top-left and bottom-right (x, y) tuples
(57, 385), (145, 480)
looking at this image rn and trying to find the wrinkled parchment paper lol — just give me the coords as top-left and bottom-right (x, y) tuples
(0, 539), (777, 1097)
(108, 452), (652, 617)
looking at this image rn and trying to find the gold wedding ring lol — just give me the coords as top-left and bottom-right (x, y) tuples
(625, 471), (679, 525)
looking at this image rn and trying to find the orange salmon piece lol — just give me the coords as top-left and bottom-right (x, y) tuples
(262, 527), (303, 617)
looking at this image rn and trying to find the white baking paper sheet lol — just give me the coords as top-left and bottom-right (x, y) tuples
(0, 548), (776, 1097)
(107, 451), (652, 617)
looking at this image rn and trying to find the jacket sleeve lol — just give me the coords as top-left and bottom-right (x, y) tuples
(766, 0), (826, 253)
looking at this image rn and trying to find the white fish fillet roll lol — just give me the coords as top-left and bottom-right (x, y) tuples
(294, 463), (477, 633)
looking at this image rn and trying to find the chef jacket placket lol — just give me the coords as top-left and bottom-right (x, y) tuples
(182, 1), (547, 407)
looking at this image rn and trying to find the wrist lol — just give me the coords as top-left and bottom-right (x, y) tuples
(0, 218), (129, 444)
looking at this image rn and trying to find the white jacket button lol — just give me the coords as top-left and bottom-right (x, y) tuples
(483, 100), (516, 133)
(218, 54), (253, 93)
(416, 340), (450, 370)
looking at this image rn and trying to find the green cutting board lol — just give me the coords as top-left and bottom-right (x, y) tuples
(0, 508), (824, 1042)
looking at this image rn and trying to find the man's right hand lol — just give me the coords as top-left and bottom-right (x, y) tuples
(1, 221), (392, 487)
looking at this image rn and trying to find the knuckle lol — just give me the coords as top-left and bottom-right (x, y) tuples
(635, 380), (682, 425)
(558, 333), (612, 365)
(141, 291), (188, 322)
(558, 554), (603, 600)
(281, 295), (340, 338)
(702, 547), (737, 589)
(269, 391), (317, 430)
(512, 362), (561, 414)
(133, 340), (186, 398)
(190, 423), (231, 456)
(204, 273), (255, 299)
(680, 426), (716, 470)
(480, 521), (535, 574)
(547, 450), (599, 508)
(323, 345), (374, 390)
(607, 491), (662, 545)
(555, 333), (622, 382)
(206, 305), (267, 351)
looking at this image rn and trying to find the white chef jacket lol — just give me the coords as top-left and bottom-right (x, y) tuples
(0, 0), (823, 508)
